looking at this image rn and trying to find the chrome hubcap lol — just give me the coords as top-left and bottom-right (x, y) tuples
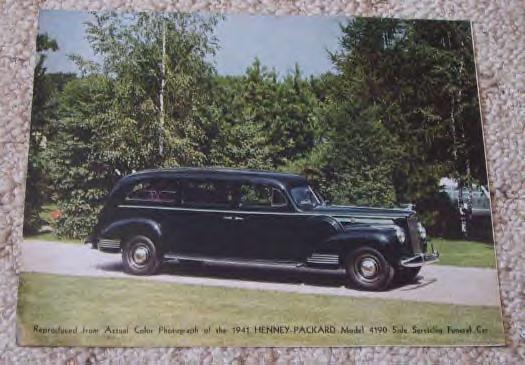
(132, 246), (150, 265)
(358, 257), (379, 278)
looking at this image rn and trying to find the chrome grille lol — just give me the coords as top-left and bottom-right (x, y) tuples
(407, 216), (422, 254)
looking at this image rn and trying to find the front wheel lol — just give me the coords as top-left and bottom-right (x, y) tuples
(122, 235), (161, 275)
(344, 247), (394, 291)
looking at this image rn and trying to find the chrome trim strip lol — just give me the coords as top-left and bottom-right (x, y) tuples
(118, 204), (400, 219)
(307, 260), (339, 264)
(307, 253), (339, 265)
(164, 254), (302, 268)
(98, 239), (120, 250)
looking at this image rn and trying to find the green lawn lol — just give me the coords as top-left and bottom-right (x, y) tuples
(432, 238), (496, 268)
(17, 273), (504, 347)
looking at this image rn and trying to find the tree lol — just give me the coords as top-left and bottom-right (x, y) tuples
(322, 18), (486, 226)
(50, 12), (220, 238)
(285, 19), (402, 206)
(24, 34), (58, 234)
(81, 12), (220, 169)
(204, 59), (322, 170)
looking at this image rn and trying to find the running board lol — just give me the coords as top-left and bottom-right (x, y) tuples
(164, 254), (305, 269)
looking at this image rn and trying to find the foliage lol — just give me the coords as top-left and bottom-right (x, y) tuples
(345, 19), (483, 228)
(204, 60), (322, 169)
(24, 34), (59, 234)
(289, 18), (484, 223)
(46, 12), (220, 238)
(27, 15), (487, 238)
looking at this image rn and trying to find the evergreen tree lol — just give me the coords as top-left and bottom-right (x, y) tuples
(205, 59), (322, 169)
(322, 18), (485, 224)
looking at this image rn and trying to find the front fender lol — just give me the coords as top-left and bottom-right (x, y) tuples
(322, 226), (401, 263)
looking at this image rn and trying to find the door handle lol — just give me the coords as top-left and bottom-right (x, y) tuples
(234, 216), (244, 221)
(223, 216), (234, 220)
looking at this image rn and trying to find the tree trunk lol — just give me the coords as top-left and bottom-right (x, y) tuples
(159, 20), (166, 158)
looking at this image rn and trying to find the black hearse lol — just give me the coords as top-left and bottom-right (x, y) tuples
(87, 168), (439, 290)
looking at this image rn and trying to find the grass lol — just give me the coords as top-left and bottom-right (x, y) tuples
(432, 238), (496, 268)
(17, 273), (504, 347)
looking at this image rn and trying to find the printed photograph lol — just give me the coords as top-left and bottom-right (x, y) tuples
(17, 9), (504, 346)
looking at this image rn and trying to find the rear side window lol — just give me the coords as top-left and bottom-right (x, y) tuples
(125, 179), (180, 205)
(181, 180), (233, 209)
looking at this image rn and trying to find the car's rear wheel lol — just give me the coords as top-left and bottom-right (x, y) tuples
(344, 246), (394, 291)
(122, 235), (161, 275)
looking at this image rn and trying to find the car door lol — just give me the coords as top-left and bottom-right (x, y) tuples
(173, 178), (236, 257)
(231, 180), (303, 262)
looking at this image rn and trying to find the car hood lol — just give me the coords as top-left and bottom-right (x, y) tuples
(310, 204), (414, 220)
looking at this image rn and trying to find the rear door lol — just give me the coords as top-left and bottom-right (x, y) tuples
(174, 178), (236, 257)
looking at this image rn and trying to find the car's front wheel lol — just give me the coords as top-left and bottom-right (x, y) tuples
(344, 246), (394, 291)
(122, 235), (161, 275)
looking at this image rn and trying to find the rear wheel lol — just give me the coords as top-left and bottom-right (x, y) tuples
(122, 235), (161, 275)
(344, 246), (394, 291)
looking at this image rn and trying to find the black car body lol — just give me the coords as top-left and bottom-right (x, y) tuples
(87, 168), (439, 290)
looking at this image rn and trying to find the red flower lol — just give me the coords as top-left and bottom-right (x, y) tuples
(50, 210), (62, 220)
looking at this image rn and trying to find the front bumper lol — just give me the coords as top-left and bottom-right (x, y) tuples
(399, 246), (440, 268)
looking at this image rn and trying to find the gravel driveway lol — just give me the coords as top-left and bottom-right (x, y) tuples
(21, 240), (502, 307)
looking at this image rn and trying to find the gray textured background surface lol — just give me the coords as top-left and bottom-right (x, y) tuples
(0, 0), (524, 364)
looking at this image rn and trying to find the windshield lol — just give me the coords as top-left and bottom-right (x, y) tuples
(290, 185), (322, 209)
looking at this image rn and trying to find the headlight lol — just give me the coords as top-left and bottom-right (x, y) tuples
(417, 222), (427, 240)
(394, 226), (406, 243)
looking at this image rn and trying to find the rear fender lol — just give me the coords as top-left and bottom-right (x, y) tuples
(100, 218), (163, 249)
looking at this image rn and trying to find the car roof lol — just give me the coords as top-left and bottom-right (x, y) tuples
(124, 167), (308, 187)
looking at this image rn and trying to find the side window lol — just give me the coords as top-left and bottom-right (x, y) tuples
(126, 182), (157, 201)
(125, 179), (180, 205)
(181, 180), (233, 209)
(239, 183), (288, 209)
(272, 188), (287, 207)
